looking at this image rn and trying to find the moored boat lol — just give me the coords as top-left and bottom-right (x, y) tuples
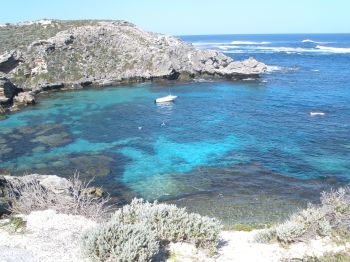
(155, 95), (177, 103)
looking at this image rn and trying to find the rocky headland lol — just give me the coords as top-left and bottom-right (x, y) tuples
(0, 19), (266, 112)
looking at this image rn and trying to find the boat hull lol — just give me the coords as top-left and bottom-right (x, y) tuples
(155, 95), (177, 103)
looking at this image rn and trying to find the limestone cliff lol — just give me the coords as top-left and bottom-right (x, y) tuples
(0, 19), (267, 110)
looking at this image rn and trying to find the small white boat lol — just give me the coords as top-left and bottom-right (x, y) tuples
(310, 112), (325, 116)
(155, 95), (177, 103)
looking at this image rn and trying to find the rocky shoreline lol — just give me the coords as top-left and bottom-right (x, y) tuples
(0, 19), (266, 114)
(1, 174), (350, 262)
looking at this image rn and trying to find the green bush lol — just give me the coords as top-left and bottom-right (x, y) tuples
(81, 198), (222, 261)
(254, 187), (350, 244)
(81, 220), (159, 262)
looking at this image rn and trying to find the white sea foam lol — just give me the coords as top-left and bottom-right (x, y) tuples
(301, 39), (333, 44)
(192, 42), (227, 46)
(266, 66), (284, 72)
(231, 41), (270, 45)
(315, 45), (350, 53)
(217, 45), (241, 50)
(224, 46), (314, 54)
(266, 65), (299, 73)
(223, 45), (350, 54)
(193, 40), (350, 54)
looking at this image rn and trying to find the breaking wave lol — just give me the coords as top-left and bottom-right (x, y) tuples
(315, 45), (350, 53)
(266, 65), (299, 73)
(223, 45), (350, 54)
(301, 39), (333, 44)
(231, 41), (270, 45)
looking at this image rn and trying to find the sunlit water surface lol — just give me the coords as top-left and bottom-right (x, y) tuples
(1, 34), (350, 225)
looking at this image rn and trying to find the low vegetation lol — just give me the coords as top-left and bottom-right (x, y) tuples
(81, 198), (222, 261)
(0, 216), (26, 233)
(255, 186), (350, 244)
(302, 250), (350, 262)
(8, 173), (111, 221)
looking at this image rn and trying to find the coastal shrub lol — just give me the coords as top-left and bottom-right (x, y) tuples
(111, 198), (222, 252)
(276, 220), (306, 243)
(254, 186), (350, 244)
(253, 228), (277, 243)
(81, 220), (159, 262)
(81, 199), (222, 261)
(320, 187), (350, 237)
(9, 173), (111, 221)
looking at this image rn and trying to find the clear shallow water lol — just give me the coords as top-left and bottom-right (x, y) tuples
(1, 34), (350, 225)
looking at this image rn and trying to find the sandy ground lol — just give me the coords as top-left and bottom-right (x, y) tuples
(0, 210), (96, 262)
(0, 210), (349, 262)
(168, 231), (350, 262)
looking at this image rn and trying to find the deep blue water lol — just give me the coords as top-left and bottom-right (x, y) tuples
(1, 34), (350, 224)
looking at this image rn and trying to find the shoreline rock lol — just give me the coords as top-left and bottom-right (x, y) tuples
(0, 19), (267, 114)
(0, 175), (72, 217)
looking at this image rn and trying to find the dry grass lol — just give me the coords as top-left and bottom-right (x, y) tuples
(8, 172), (112, 221)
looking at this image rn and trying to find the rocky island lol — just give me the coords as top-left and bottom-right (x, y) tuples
(0, 19), (266, 112)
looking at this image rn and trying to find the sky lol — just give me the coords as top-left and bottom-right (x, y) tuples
(1, 0), (349, 35)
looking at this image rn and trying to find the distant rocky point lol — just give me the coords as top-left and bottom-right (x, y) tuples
(0, 19), (266, 112)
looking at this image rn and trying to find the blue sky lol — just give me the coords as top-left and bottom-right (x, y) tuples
(1, 0), (349, 35)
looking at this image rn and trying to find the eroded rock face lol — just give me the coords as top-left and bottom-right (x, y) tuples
(0, 77), (21, 105)
(0, 51), (22, 73)
(13, 91), (35, 106)
(5, 20), (266, 89)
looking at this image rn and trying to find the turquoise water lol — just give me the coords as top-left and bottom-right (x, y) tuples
(1, 34), (350, 224)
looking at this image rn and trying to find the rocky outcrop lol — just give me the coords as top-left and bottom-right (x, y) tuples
(0, 51), (22, 73)
(0, 175), (72, 216)
(13, 91), (35, 106)
(0, 20), (267, 112)
(0, 174), (105, 217)
(0, 77), (21, 105)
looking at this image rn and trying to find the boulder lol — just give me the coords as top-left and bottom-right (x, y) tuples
(13, 91), (36, 106)
(0, 77), (21, 105)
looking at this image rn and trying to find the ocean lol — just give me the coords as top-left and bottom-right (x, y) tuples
(1, 34), (350, 225)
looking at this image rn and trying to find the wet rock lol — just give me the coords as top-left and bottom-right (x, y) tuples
(13, 91), (36, 106)
(8, 134), (22, 140)
(70, 155), (113, 178)
(17, 126), (37, 135)
(51, 160), (65, 168)
(31, 146), (46, 153)
(31, 132), (71, 146)
(0, 144), (12, 157)
(82, 186), (104, 197)
(35, 124), (62, 136)
(0, 77), (21, 105)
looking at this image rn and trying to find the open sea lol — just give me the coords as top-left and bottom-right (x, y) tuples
(1, 34), (350, 225)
